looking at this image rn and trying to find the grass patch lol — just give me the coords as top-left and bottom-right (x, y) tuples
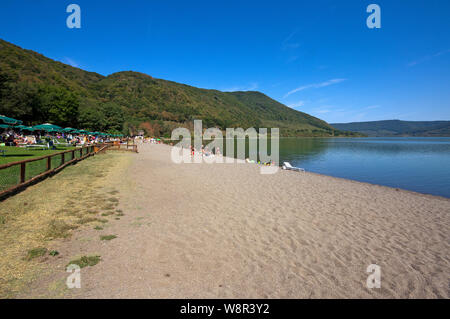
(67, 255), (101, 268)
(0, 146), (76, 165)
(25, 247), (47, 261)
(93, 226), (103, 230)
(102, 204), (116, 210)
(45, 220), (77, 239)
(108, 197), (119, 203)
(100, 235), (117, 241)
(0, 215), (6, 225)
(97, 219), (108, 224)
(101, 212), (114, 217)
(76, 217), (98, 225)
(49, 250), (59, 257)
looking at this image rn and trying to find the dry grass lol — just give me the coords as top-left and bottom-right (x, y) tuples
(0, 152), (131, 298)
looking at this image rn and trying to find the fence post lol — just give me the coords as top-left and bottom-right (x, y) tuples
(47, 156), (51, 171)
(61, 153), (65, 165)
(20, 162), (26, 183)
(72, 150), (75, 160)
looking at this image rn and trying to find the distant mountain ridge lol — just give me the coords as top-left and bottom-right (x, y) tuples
(0, 39), (361, 137)
(331, 120), (450, 137)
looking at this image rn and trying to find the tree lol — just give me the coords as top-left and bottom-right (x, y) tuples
(35, 85), (79, 127)
(100, 102), (124, 132)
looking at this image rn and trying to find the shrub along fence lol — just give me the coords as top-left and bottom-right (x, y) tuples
(0, 145), (106, 198)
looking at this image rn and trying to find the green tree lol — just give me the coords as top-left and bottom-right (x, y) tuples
(35, 85), (79, 127)
(100, 102), (124, 132)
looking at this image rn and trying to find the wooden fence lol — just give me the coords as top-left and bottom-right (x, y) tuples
(99, 141), (138, 153)
(0, 139), (139, 199)
(0, 145), (108, 198)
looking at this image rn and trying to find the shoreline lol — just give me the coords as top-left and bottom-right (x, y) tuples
(165, 142), (450, 201)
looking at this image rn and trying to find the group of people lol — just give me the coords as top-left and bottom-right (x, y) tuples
(135, 136), (163, 144)
(0, 130), (40, 147)
(185, 144), (221, 157)
(0, 129), (117, 148)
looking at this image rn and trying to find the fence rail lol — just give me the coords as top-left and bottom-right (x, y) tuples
(0, 145), (107, 198)
(0, 140), (138, 199)
(98, 141), (138, 153)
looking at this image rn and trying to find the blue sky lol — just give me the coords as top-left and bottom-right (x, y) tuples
(0, 0), (449, 122)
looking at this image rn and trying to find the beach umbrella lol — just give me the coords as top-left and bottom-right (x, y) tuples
(0, 124), (11, 129)
(15, 125), (35, 131)
(78, 129), (87, 134)
(62, 127), (76, 132)
(21, 126), (36, 131)
(32, 123), (63, 132)
(0, 115), (23, 125)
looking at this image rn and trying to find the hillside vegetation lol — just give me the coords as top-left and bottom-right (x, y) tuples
(0, 39), (359, 137)
(331, 120), (450, 137)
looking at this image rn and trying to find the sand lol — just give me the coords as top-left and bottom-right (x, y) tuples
(19, 143), (450, 298)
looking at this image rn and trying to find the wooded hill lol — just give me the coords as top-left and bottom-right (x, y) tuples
(0, 39), (360, 137)
(331, 120), (450, 137)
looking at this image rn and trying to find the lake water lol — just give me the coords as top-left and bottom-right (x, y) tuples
(278, 137), (450, 198)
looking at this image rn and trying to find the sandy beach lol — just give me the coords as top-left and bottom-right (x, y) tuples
(14, 143), (450, 298)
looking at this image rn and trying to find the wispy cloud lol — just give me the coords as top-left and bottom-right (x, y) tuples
(365, 105), (380, 110)
(222, 82), (258, 92)
(64, 57), (79, 68)
(284, 78), (347, 98)
(407, 49), (450, 67)
(281, 30), (300, 51)
(287, 100), (305, 109)
(314, 109), (331, 114)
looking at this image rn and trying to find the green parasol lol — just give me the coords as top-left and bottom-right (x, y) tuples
(32, 123), (63, 132)
(0, 115), (23, 125)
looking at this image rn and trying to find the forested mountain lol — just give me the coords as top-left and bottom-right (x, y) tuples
(331, 120), (450, 137)
(0, 39), (359, 137)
